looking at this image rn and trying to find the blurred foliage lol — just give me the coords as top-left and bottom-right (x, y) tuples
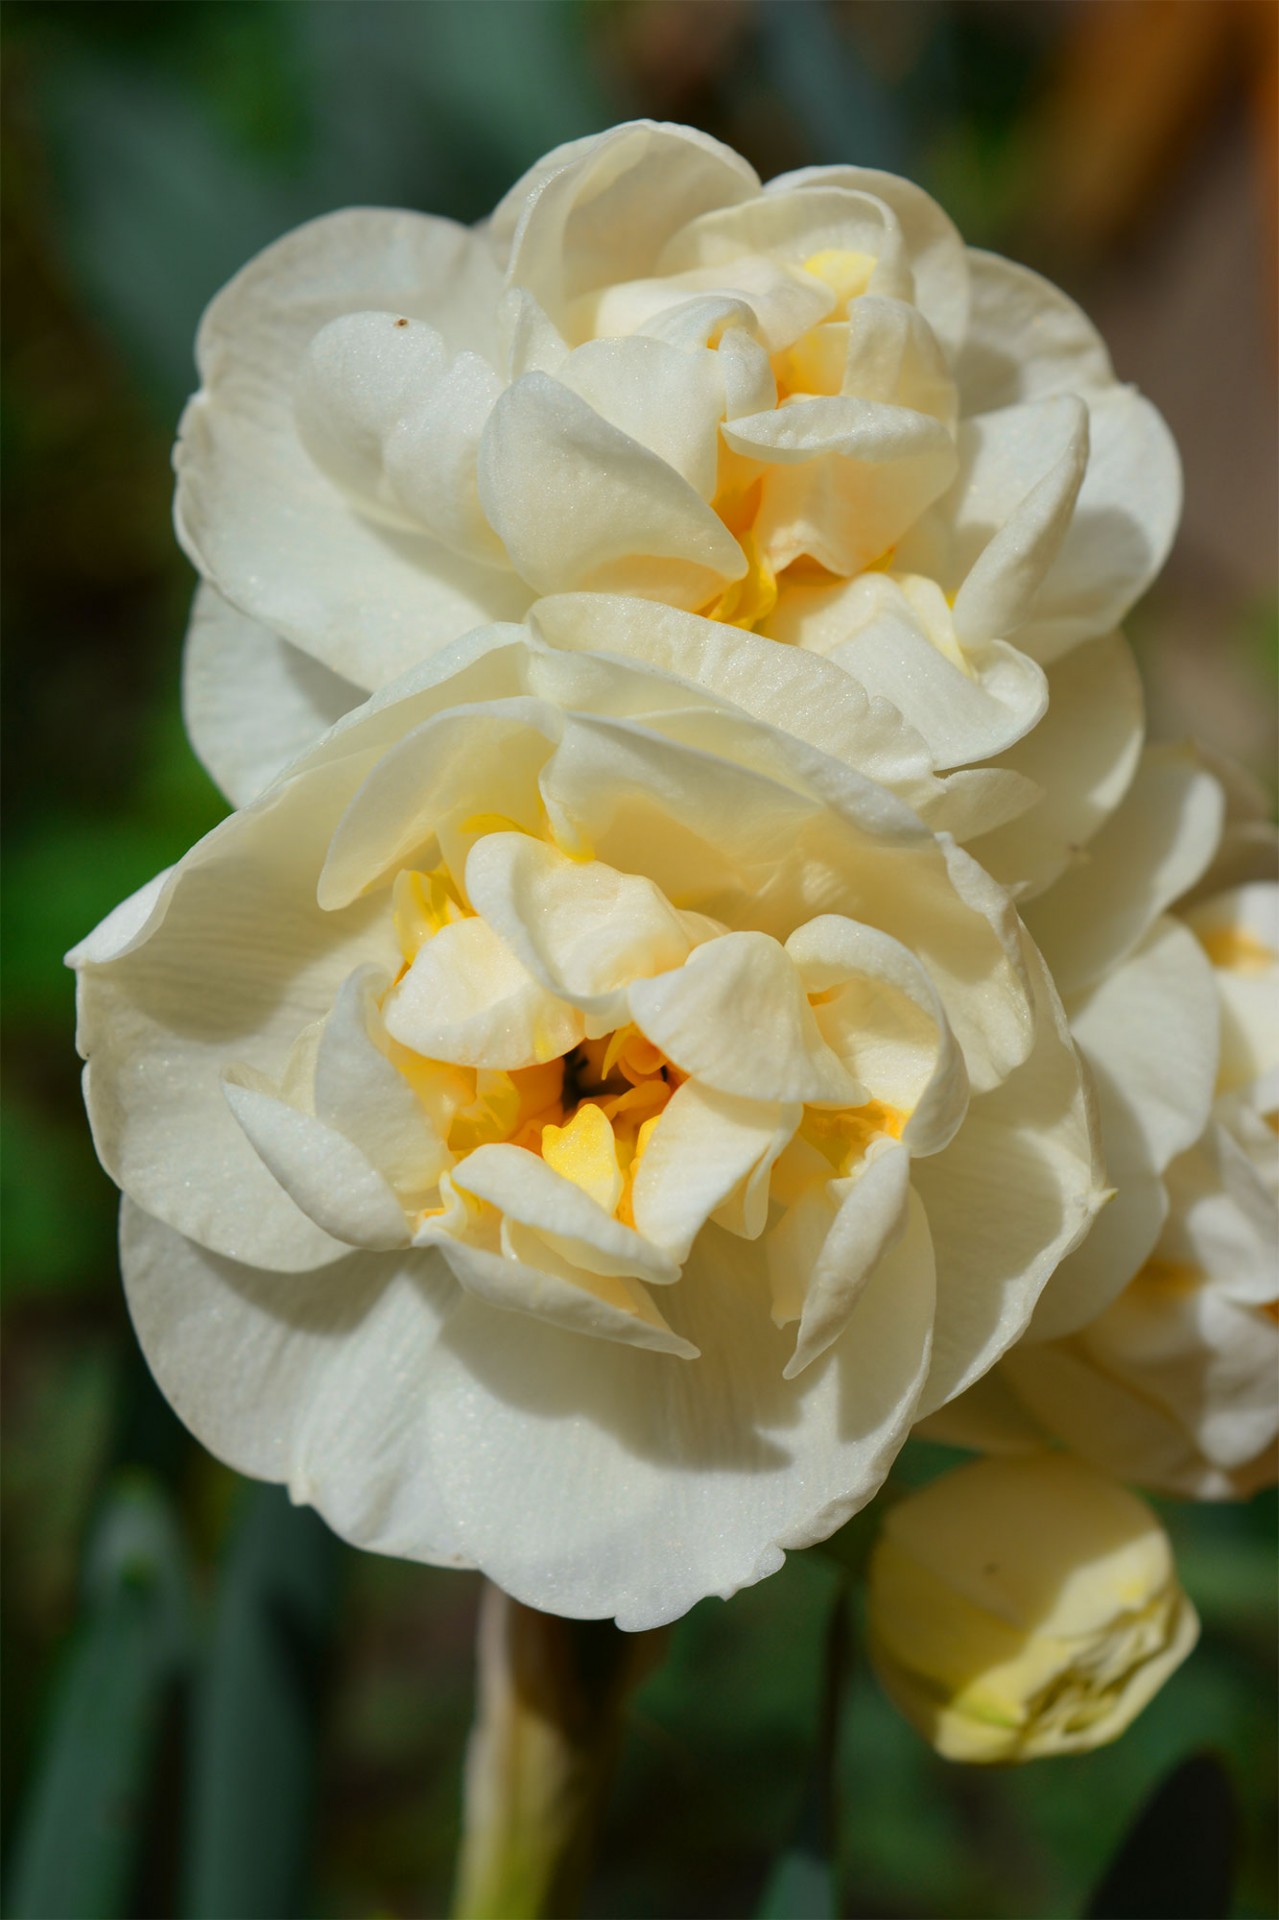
(2, 3), (1274, 1916)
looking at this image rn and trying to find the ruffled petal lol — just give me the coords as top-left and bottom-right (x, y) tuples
(182, 585), (364, 806)
(1025, 746), (1225, 1001)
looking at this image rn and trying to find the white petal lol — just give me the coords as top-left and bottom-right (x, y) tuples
(1020, 388), (1182, 659)
(967, 630), (1145, 900)
(223, 1071), (409, 1250)
(628, 932), (859, 1105)
(765, 165), (969, 357)
(478, 372), (744, 603)
(74, 760), (399, 1270)
(765, 573), (1048, 769)
(631, 1081), (799, 1260)
(1027, 917), (1220, 1342)
(955, 250), (1113, 413)
(436, 1233), (695, 1359)
(175, 209), (528, 686)
(119, 1200), (473, 1561)
(451, 1142), (679, 1286)
(413, 1217), (934, 1626)
(950, 399), (1089, 645)
(530, 592), (943, 807)
(383, 913), (584, 1069)
(463, 833), (695, 1022)
(315, 967), (449, 1196)
(724, 397), (957, 574)
(1025, 746), (1225, 1001)
(318, 697), (558, 910)
(558, 336), (725, 498)
(841, 296), (957, 424)
(659, 186), (911, 297)
(782, 1147), (919, 1377)
(784, 915), (968, 1154)
(496, 121), (759, 322)
(182, 585), (363, 806)
(913, 937), (1106, 1414)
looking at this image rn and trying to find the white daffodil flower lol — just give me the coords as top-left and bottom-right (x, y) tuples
(70, 630), (1104, 1629)
(867, 1455), (1198, 1762)
(175, 119), (1171, 894)
(925, 759), (1279, 1498)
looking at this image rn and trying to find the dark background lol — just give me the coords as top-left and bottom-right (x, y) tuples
(3, 4), (1276, 1916)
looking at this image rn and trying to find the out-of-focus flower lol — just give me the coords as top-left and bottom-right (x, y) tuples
(926, 759), (1279, 1497)
(176, 118), (1171, 895)
(867, 1454), (1199, 1761)
(69, 631), (1102, 1629)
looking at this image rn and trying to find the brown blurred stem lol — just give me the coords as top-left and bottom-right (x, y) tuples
(453, 1583), (665, 1920)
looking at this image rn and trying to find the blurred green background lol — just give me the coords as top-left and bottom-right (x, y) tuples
(2, 3), (1275, 1916)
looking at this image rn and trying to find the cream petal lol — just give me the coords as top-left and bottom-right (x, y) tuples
(318, 697), (558, 910)
(74, 760), (399, 1270)
(950, 400), (1089, 645)
(175, 209), (528, 686)
(383, 913), (584, 1069)
(1160, 1121), (1277, 1305)
(463, 833), (695, 1022)
(1027, 918), (1220, 1342)
(181, 585), (364, 806)
(764, 165), (970, 358)
(558, 336), (725, 499)
(659, 186), (911, 301)
(724, 397), (957, 575)
(955, 250), (1113, 413)
(499, 286), (571, 379)
(913, 936), (1106, 1414)
(496, 120), (759, 321)
(450, 1142), (679, 1286)
(967, 630), (1145, 901)
(223, 1071), (409, 1250)
(1025, 746), (1225, 1001)
(314, 967), (449, 1196)
(1185, 883), (1279, 1096)
(841, 296), (957, 425)
(119, 1200), (473, 1560)
(914, 1367), (1048, 1456)
(530, 592), (944, 807)
(1081, 1280), (1279, 1472)
(784, 914), (968, 1154)
(413, 1216), (934, 1627)
(999, 1342), (1248, 1500)
(630, 1081), (799, 1261)
(628, 931), (860, 1105)
(783, 1148), (920, 1378)
(765, 574), (1048, 769)
(436, 1232), (696, 1359)
(478, 372), (745, 603)
(1074, 918), (1219, 1181)
(579, 258), (831, 356)
(1020, 388), (1182, 660)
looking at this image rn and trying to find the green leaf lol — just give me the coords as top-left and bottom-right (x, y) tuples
(4, 1472), (192, 1920)
(1084, 1750), (1236, 1920)
(181, 1485), (343, 1920)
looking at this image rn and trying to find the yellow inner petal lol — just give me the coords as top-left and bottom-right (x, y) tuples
(541, 1100), (624, 1214)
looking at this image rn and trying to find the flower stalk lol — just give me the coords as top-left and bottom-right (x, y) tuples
(453, 1582), (664, 1920)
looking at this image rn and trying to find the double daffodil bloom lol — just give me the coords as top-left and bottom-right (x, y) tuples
(177, 121), (1169, 905)
(71, 630), (1103, 1628)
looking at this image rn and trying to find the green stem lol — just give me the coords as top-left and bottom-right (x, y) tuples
(453, 1583), (664, 1920)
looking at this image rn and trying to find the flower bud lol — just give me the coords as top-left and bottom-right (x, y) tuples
(867, 1454), (1198, 1762)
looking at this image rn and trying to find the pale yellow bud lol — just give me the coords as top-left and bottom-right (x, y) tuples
(867, 1455), (1199, 1763)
